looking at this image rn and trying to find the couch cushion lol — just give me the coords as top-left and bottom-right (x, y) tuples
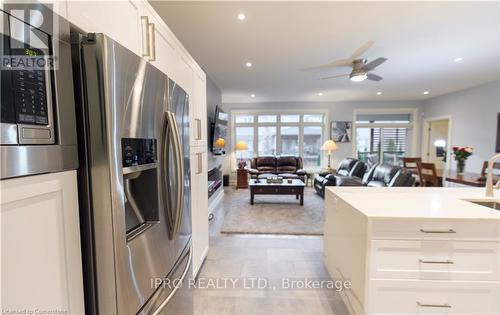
(278, 173), (300, 179)
(371, 164), (399, 184)
(256, 156), (277, 171)
(277, 156), (297, 167)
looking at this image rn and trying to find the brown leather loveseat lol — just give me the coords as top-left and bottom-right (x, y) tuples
(247, 156), (307, 181)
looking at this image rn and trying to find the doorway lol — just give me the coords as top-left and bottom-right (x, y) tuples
(422, 117), (451, 170)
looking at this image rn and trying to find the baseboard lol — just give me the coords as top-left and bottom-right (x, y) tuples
(192, 246), (209, 279)
(208, 188), (224, 214)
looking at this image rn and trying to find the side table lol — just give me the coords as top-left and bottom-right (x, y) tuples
(236, 168), (248, 189)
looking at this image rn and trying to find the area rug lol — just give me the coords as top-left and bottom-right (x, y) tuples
(219, 187), (324, 235)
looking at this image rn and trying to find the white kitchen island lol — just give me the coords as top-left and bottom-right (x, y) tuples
(324, 187), (500, 315)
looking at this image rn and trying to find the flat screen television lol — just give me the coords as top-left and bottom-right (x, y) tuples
(211, 106), (228, 155)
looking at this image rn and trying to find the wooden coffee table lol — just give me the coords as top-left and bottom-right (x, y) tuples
(249, 179), (305, 205)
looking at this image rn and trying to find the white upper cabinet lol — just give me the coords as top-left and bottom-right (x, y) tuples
(67, 1), (141, 55)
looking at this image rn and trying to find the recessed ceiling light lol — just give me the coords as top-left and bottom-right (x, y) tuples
(245, 62), (252, 68)
(454, 57), (463, 62)
(376, 91), (382, 95)
(318, 92), (323, 96)
(237, 13), (246, 21)
(423, 91), (430, 95)
(250, 94), (255, 98)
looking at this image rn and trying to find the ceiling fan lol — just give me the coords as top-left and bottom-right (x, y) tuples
(303, 41), (387, 82)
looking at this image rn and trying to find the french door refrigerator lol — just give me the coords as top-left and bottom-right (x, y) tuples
(71, 33), (192, 315)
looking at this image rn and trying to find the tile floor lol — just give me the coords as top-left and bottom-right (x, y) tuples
(190, 188), (350, 315)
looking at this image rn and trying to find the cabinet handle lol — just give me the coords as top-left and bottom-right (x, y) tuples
(196, 153), (202, 175)
(195, 118), (202, 140)
(148, 22), (156, 61)
(418, 259), (454, 264)
(140, 16), (150, 58)
(419, 228), (456, 234)
(417, 302), (451, 308)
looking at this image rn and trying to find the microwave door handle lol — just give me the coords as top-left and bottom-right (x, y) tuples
(151, 248), (192, 315)
(169, 112), (184, 238)
(161, 113), (175, 238)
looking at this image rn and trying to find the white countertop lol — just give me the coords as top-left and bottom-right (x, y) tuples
(326, 187), (500, 220)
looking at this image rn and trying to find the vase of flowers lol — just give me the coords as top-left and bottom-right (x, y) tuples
(452, 146), (473, 175)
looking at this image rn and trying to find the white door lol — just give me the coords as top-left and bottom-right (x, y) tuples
(0, 171), (85, 314)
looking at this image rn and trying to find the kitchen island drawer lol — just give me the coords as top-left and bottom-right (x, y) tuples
(370, 239), (500, 281)
(371, 219), (500, 241)
(368, 279), (500, 315)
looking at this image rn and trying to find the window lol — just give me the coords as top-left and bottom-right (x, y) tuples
(235, 127), (254, 159)
(258, 115), (277, 123)
(233, 112), (326, 170)
(258, 126), (276, 155)
(280, 126), (299, 155)
(235, 115), (254, 123)
(303, 126), (322, 168)
(354, 110), (415, 167)
(281, 115), (300, 123)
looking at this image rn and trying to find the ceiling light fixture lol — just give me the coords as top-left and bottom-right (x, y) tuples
(245, 62), (252, 68)
(454, 57), (463, 62)
(250, 94), (255, 98)
(423, 91), (430, 95)
(350, 74), (367, 82)
(377, 91), (382, 95)
(318, 92), (323, 96)
(237, 13), (246, 21)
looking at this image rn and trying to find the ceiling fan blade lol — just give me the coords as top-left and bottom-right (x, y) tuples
(362, 57), (387, 71)
(301, 59), (352, 71)
(321, 73), (350, 80)
(367, 73), (383, 81)
(349, 40), (375, 60)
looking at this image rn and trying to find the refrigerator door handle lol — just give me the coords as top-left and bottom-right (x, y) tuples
(169, 112), (185, 238)
(151, 247), (192, 315)
(161, 112), (175, 237)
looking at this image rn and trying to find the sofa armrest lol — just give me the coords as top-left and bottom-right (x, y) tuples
(318, 170), (334, 177)
(335, 175), (363, 186)
(247, 168), (260, 175)
(295, 169), (306, 175)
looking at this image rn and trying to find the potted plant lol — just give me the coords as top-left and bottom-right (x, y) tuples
(452, 146), (473, 174)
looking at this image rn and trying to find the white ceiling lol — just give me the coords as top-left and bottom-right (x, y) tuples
(150, 1), (500, 103)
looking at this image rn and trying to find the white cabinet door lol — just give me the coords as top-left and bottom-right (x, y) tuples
(368, 279), (500, 315)
(190, 146), (209, 277)
(67, 0), (140, 55)
(191, 70), (207, 147)
(0, 171), (84, 314)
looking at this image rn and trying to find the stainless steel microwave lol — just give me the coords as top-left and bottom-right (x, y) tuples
(0, 5), (78, 179)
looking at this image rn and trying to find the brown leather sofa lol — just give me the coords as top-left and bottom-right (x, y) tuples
(247, 156), (306, 182)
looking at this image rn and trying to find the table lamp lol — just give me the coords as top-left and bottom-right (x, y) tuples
(321, 140), (338, 172)
(235, 141), (248, 169)
(214, 137), (225, 149)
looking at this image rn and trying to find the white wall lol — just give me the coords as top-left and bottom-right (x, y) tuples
(422, 80), (500, 172)
(221, 100), (423, 176)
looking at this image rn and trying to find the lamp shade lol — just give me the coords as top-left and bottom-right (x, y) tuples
(235, 141), (248, 151)
(214, 138), (225, 148)
(321, 140), (338, 151)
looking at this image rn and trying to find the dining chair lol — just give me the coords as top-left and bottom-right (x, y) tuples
(480, 161), (500, 177)
(403, 157), (422, 186)
(417, 162), (440, 187)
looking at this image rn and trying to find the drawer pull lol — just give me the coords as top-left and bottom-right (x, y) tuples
(417, 302), (451, 308)
(419, 228), (456, 234)
(418, 259), (454, 264)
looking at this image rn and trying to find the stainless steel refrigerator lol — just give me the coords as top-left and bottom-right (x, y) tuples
(72, 33), (192, 315)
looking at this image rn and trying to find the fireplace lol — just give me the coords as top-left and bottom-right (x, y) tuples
(208, 165), (222, 199)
